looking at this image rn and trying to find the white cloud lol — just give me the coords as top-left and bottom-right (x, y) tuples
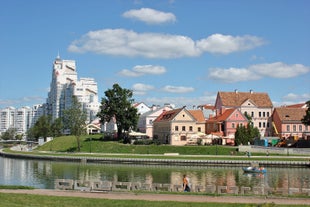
(249, 62), (310, 78)
(122, 8), (176, 24)
(68, 29), (264, 58)
(208, 62), (310, 83)
(162, 85), (195, 93)
(132, 83), (155, 95)
(208, 67), (260, 83)
(196, 34), (265, 54)
(282, 93), (310, 102)
(119, 65), (166, 77)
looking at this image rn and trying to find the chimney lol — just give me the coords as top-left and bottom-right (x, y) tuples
(250, 89), (253, 94)
(235, 89), (238, 94)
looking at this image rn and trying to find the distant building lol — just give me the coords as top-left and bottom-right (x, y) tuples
(215, 90), (273, 137)
(46, 55), (100, 123)
(153, 107), (205, 145)
(0, 104), (44, 138)
(137, 104), (174, 138)
(272, 106), (309, 139)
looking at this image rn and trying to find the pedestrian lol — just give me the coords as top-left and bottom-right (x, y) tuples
(183, 174), (190, 192)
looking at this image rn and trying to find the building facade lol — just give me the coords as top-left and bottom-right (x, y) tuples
(215, 90), (273, 137)
(46, 56), (100, 123)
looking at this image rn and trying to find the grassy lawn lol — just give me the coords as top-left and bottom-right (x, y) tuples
(0, 192), (299, 207)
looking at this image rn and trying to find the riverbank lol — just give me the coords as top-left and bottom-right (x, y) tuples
(1, 189), (310, 206)
(1, 148), (309, 167)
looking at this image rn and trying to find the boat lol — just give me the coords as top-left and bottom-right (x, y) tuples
(242, 166), (267, 174)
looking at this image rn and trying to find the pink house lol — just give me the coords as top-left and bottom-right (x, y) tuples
(206, 108), (248, 145)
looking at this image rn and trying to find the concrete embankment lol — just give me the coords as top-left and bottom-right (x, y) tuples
(0, 150), (309, 167)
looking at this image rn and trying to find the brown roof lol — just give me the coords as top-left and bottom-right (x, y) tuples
(154, 108), (183, 122)
(206, 108), (235, 122)
(274, 107), (306, 122)
(285, 103), (307, 108)
(217, 91), (273, 108)
(188, 110), (205, 122)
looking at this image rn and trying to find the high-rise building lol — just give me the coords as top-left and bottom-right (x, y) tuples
(46, 55), (100, 123)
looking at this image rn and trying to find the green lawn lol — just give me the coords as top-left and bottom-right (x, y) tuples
(0, 192), (298, 207)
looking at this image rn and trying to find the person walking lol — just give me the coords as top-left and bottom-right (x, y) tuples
(183, 174), (190, 192)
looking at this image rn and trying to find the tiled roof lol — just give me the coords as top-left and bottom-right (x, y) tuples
(206, 108), (235, 122)
(154, 108), (183, 122)
(218, 91), (273, 108)
(274, 107), (306, 122)
(285, 103), (307, 108)
(188, 110), (205, 122)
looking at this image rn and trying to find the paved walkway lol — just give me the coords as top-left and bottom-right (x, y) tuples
(1, 189), (310, 205)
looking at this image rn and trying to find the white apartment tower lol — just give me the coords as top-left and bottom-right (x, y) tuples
(46, 55), (100, 123)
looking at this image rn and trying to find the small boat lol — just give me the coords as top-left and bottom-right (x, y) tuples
(243, 166), (267, 174)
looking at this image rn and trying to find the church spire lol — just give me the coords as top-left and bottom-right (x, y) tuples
(56, 51), (61, 60)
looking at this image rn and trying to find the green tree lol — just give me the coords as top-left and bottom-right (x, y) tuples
(63, 96), (87, 152)
(27, 115), (52, 141)
(235, 123), (260, 146)
(51, 118), (63, 137)
(301, 100), (310, 126)
(1, 128), (17, 140)
(97, 83), (139, 141)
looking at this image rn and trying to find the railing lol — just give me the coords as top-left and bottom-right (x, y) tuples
(55, 179), (310, 196)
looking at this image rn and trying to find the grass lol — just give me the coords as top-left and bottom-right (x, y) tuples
(0, 192), (299, 207)
(0, 185), (34, 190)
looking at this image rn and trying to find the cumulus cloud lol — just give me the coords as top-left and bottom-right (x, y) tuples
(119, 65), (166, 77)
(196, 34), (265, 54)
(162, 85), (194, 93)
(132, 83), (155, 95)
(208, 62), (310, 83)
(282, 93), (310, 102)
(68, 29), (264, 58)
(122, 8), (176, 24)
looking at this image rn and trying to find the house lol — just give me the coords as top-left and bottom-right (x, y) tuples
(133, 102), (151, 115)
(152, 107), (205, 146)
(272, 106), (309, 139)
(137, 105), (173, 138)
(215, 90), (273, 137)
(205, 108), (248, 145)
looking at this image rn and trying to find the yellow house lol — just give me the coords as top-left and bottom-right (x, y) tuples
(153, 107), (206, 146)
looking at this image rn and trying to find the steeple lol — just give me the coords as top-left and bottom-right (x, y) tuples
(56, 51), (61, 60)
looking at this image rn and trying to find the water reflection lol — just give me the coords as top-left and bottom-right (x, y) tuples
(0, 157), (309, 190)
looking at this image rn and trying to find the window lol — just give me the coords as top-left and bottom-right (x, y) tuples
(149, 119), (153, 124)
(259, 122), (262, 128)
(263, 122), (266, 128)
(267, 112), (270, 117)
(182, 126), (186, 131)
(259, 112), (261, 117)
(293, 125), (296, 132)
(180, 136), (186, 141)
(251, 112), (254, 117)
(263, 112), (265, 117)
(198, 127), (201, 132)
(175, 126), (179, 131)
(189, 126), (193, 131)
(232, 123), (235, 128)
(287, 125), (290, 132)
(299, 125), (302, 132)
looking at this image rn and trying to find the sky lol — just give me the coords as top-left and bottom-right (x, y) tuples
(0, 0), (309, 109)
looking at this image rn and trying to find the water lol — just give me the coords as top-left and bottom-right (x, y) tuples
(0, 157), (309, 190)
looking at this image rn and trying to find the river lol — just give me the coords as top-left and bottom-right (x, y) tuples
(0, 157), (309, 191)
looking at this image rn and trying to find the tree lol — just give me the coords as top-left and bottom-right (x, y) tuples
(50, 118), (63, 137)
(97, 83), (139, 141)
(235, 122), (260, 146)
(301, 100), (310, 126)
(1, 128), (17, 140)
(27, 115), (52, 141)
(63, 96), (87, 152)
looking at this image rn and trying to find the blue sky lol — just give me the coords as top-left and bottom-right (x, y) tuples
(0, 0), (309, 109)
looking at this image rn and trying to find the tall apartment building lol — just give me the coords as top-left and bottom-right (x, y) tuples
(0, 104), (44, 137)
(46, 55), (100, 123)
